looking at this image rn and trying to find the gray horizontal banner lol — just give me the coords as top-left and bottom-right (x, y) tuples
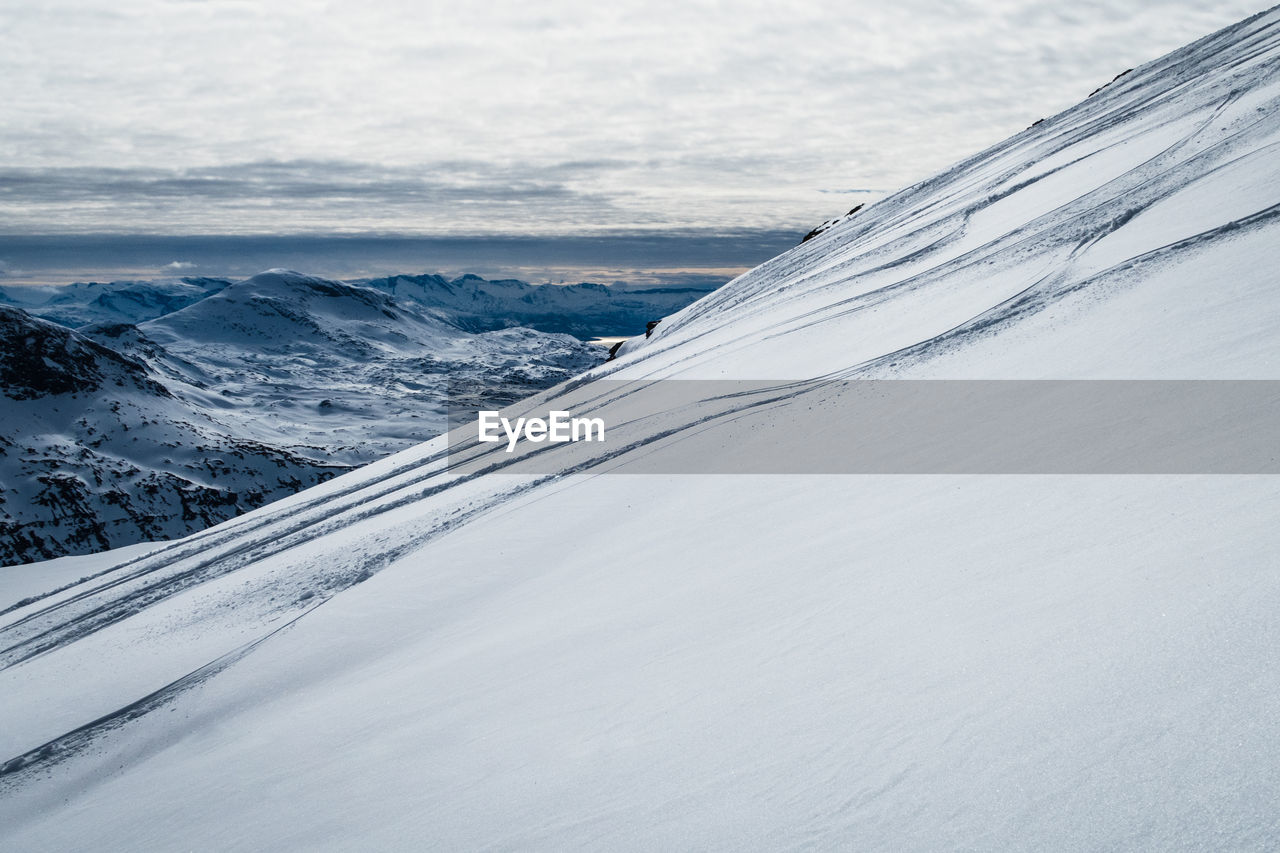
(445, 380), (1280, 475)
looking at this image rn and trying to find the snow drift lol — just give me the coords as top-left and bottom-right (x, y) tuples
(4, 8), (1280, 850)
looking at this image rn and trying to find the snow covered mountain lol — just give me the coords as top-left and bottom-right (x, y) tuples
(126, 270), (604, 459)
(358, 272), (720, 337)
(5, 8), (1280, 850)
(1, 271), (602, 563)
(0, 277), (231, 328)
(0, 304), (350, 565)
(3, 271), (718, 339)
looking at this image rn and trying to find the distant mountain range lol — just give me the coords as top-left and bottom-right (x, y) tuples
(0, 272), (720, 339)
(0, 269), (713, 564)
(0, 277), (233, 329)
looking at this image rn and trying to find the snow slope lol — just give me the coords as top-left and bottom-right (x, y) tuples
(4, 8), (1280, 850)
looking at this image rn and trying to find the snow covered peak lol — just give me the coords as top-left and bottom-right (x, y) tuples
(214, 269), (399, 309)
(0, 271), (604, 564)
(138, 269), (459, 359)
(359, 272), (716, 337)
(230, 269), (376, 299)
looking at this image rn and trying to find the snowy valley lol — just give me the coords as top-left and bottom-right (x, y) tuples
(2, 270), (702, 562)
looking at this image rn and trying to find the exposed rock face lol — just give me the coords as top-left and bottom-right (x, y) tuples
(0, 306), (164, 401)
(800, 204), (864, 243)
(1089, 67), (1134, 97)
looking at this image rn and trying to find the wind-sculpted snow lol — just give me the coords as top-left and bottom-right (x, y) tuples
(4, 8), (1280, 850)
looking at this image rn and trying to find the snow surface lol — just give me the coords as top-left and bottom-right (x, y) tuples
(4, 8), (1280, 849)
(0, 541), (163, 609)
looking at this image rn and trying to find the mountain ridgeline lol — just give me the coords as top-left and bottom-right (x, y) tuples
(0, 272), (720, 340)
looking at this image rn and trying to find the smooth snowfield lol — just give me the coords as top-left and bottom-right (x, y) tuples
(5, 477), (1279, 850)
(4, 7), (1280, 849)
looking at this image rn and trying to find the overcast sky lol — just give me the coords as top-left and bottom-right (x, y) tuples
(0, 1), (1268, 280)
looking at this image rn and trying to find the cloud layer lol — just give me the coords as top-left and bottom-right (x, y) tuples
(0, 0), (1268, 235)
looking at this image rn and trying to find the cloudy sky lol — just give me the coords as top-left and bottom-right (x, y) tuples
(0, 0), (1267, 281)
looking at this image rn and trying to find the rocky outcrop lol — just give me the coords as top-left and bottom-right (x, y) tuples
(0, 307), (167, 401)
(801, 204), (864, 243)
